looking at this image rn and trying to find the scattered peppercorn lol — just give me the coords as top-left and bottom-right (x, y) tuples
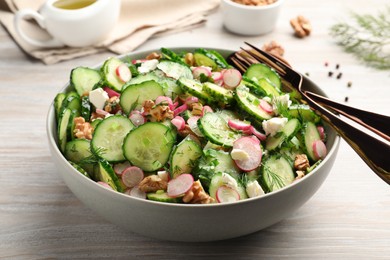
(336, 72), (343, 79)
(344, 96), (349, 102)
(335, 64), (340, 69)
(347, 81), (352, 87)
(305, 72), (310, 77)
(328, 71), (333, 77)
(324, 61), (329, 67)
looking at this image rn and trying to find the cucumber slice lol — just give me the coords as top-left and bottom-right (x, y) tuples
(209, 173), (247, 201)
(303, 121), (322, 161)
(242, 76), (267, 97)
(65, 139), (96, 175)
(156, 60), (193, 80)
(120, 80), (164, 114)
(177, 77), (211, 103)
(101, 57), (127, 92)
(256, 78), (281, 97)
(57, 108), (73, 153)
(203, 82), (234, 105)
(170, 137), (202, 179)
(91, 115), (135, 162)
(68, 161), (91, 179)
(147, 190), (181, 203)
(266, 118), (301, 151)
(70, 67), (102, 96)
(244, 63), (282, 90)
(261, 155), (295, 192)
(123, 122), (175, 172)
(61, 91), (81, 117)
(193, 48), (230, 71)
(198, 112), (241, 148)
(54, 93), (66, 121)
(125, 71), (160, 88)
(235, 85), (273, 121)
(80, 96), (91, 121)
(98, 160), (123, 192)
(289, 104), (321, 123)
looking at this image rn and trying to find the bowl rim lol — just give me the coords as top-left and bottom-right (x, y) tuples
(47, 46), (340, 209)
(222, 0), (285, 10)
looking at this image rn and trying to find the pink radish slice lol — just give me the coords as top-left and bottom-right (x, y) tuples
(97, 181), (113, 190)
(173, 103), (188, 116)
(171, 116), (186, 131)
(259, 99), (274, 114)
(232, 136), (262, 172)
(131, 59), (147, 64)
(129, 186), (147, 199)
(192, 66), (212, 79)
(121, 166), (144, 188)
(129, 110), (145, 126)
(222, 68), (242, 89)
(202, 105), (213, 115)
(170, 101), (179, 111)
(216, 185), (240, 203)
(155, 96), (173, 106)
(185, 96), (199, 106)
(95, 108), (110, 116)
(228, 119), (252, 133)
(317, 126), (326, 141)
(313, 140), (327, 160)
(250, 126), (267, 141)
(187, 116), (204, 137)
(211, 71), (223, 82)
(114, 161), (131, 175)
(167, 173), (194, 197)
(103, 87), (120, 98)
(115, 64), (131, 82)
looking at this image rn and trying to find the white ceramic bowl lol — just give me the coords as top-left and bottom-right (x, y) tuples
(47, 47), (340, 242)
(221, 0), (284, 35)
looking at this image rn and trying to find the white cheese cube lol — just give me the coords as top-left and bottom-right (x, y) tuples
(89, 88), (109, 110)
(138, 59), (159, 74)
(231, 148), (250, 161)
(246, 180), (265, 198)
(262, 117), (288, 136)
(221, 173), (238, 190)
(157, 170), (169, 182)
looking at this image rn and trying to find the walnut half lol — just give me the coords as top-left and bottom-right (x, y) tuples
(182, 180), (215, 204)
(290, 15), (312, 38)
(138, 175), (168, 193)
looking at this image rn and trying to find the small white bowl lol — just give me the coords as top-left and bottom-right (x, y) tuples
(221, 0), (284, 35)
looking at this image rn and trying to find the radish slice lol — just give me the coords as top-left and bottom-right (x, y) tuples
(131, 59), (147, 64)
(96, 108), (110, 117)
(103, 87), (120, 98)
(259, 99), (274, 114)
(97, 181), (113, 190)
(129, 110), (145, 126)
(250, 126), (267, 141)
(115, 64), (131, 82)
(185, 96), (199, 106)
(167, 173), (194, 197)
(155, 96), (173, 106)
(216, 185), (240, 203)
(228, 119), (252, 133)
(129, 186), (147, 199)
(187, 116), (204, 137)
(232, 136), (262, 172)
(222, 68), (242, 89)
(313, 140), (327, 160)
(171, 116), (186, 131)
(317, 126), (326, 141)
(202, 105), (213, 115)
(192, 66), (212, 79)
(170, 101), (179, 111)
(173, 103), (188, 116)
(113, 161), (131, 175)
(211, 71), (223, 82)
(121, 166), (144, 188)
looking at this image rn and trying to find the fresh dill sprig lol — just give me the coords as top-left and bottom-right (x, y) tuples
(330, 6), (390, 70)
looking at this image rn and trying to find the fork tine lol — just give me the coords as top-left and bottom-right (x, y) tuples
(229, 57), (247, 73)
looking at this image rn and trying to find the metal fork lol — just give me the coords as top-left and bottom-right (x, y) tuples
(229, 42), (390, 184)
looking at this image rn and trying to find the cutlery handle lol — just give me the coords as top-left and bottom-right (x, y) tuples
(303, 94), (390, 184)
(305, 91), (390, 141)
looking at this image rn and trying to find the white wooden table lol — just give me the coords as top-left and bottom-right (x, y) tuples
(1, 0), (389, 258)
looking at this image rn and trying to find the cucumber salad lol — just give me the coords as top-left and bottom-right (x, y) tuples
(54, 48), (327, 204)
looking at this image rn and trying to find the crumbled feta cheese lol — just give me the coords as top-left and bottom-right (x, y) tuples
(221, 173), (238, 190)
(89, 88), (109, 109)
(246, 180), (265, 198)
(262, 96), (272, 103)
(138, 59), (159, 74)
(157, 170), (169, 182)
(231, 148), (250, 161)
(262, 117), (288, 136)
(272, 94), (292, 115)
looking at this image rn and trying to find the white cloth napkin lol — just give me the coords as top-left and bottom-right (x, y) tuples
(0, 0), (220, 64)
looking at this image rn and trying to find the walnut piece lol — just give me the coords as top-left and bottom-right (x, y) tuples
(146, 52), (161, 60)
(232, 0), (276, 6)
(294, 154), (310, 171)
(290, 15), (312, 38)
(182, 180), (215, 204)
(262, 41), (285, 57)
(73, 117), (93, 140)
(143, 99), (174, 122)
(138, 175), (168, 193)
(184, 53), (194, 66)
(191, 103), (203, 116)
(294, 170), (305, 181)
(104, 96), (121, 114)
